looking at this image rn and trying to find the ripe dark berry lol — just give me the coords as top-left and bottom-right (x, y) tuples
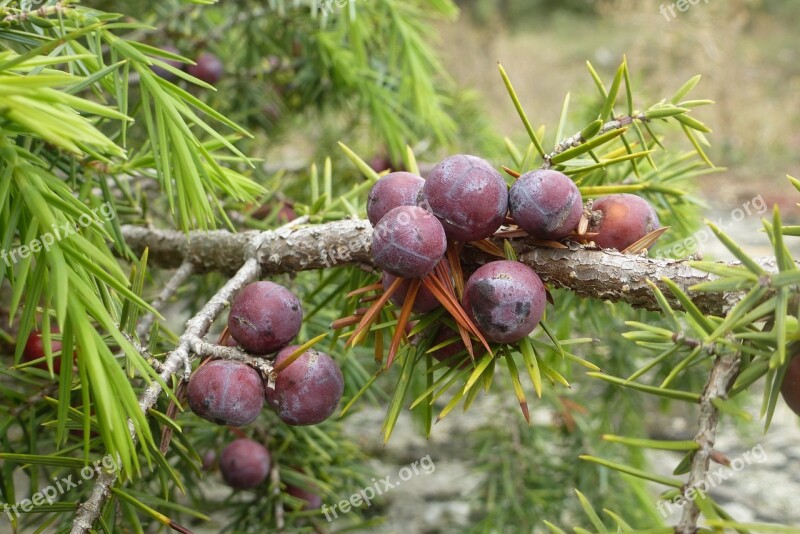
(23, 328), (63, 373)
(591, 194), (660, 251)
(371, 205), (447, 279)
(187, 52), (224, 85)
(382, 272), (440, 313)
(151, 46), (182, 81)
(219, 439), (271, 489)
(462, 261), (546, 344)
(266, 346), (344, 426)
(367, 171), (425, 226)
(187, 360), (264, 426)
(780, 354), (800, 416)
(421, 155), (508, 242)
(509, 169), (583, 240)
(228, 281), (303, 355)
(286, 484), (323, 510)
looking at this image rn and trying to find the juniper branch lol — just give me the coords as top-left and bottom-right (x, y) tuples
(71, 216), (307, 532)
(120, 220), (791, 316)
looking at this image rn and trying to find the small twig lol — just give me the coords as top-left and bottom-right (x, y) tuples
(71, 258), (262, 534)
(191, 339), (273, 375)
(671, 332), (718, 356)
(676, 352), (741, 533)
(2, 2), (69, 23)
(119, 330), (165, 373)
(544, 115), (642, 166)
(137, 261), (195, 343)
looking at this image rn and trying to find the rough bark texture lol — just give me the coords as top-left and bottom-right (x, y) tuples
(121, 220), (781, 316)
(677, 352), (741, 533)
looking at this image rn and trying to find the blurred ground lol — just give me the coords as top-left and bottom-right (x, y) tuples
(340, 398), (800, 532)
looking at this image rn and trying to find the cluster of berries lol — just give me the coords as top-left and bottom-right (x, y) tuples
(187, 281), (344, 428)
(366, 154), (661, 357)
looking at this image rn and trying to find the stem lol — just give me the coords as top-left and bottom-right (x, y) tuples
(70, 258), (262, 534)
(137, 261), (195, 342)
(676, 352), (741, 533)
(120, 221), (790, 316)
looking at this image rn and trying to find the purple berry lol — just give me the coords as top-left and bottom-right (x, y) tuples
(421, 155), (508, 242)
(462, 261), (546, 344)
(187, 52), (223, 85)
(780, 353), (800, 417)
(371, 205), (447, 279)
(23, 328), (63, 373)
(367, 172), (425, 225)
(186, 360), (264, 426)
(228, 281), (303, 355)
(266, 346), (344, 426)
(591, 194), (660, 251)
(509, 169), (583, 240)
(219, 439), (271, 489)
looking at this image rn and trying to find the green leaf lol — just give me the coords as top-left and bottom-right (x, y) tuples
(588, 372), (701, 402)
(549, 127), (628, 165)
(680, 123), (714, 167)
(518, 336), (542, 398)
(555, 92), (571, 145)
(498, 62), (545, 159)
(644, 106), (690, 120)
(382, 350), (418, 443)
(602, 434), (699, 451)
(670, 75), (702, 103)
(579, 455), (683, 488)
(702, 285), (768, 343)
(503, 349), (530, 423)
(661, 278), (716, 335)
(599, 62), (624, 120)
(463, 351), (495, 393)
(339, 142), (381, 182)
(0, 454), (90, 468)
(575, 489), (609, 533)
